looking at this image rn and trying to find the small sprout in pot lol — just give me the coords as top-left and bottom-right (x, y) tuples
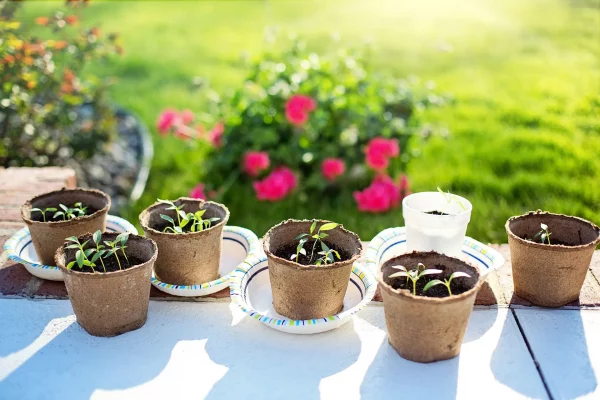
(32, 202), (88, 222)
(290, 221), (339, 264)
(534, 223), (552, 245)
(389, 262), (442, 296)
(65, 236), (98, 273)
(30, 207), (57, 222)
(437, 186), (467, 211)
(423, 271), (471, 296)
(65, 231), (131, 273)
(158, 199), (220, 234)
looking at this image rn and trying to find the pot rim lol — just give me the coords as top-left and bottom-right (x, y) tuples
(263, 218), (363, 271)
(505, 210), (600, 252)
(403, 191), (472, 217)
(139, 198), (230, 238)
(376, 250), (483, 305)
(21, 188), (111, 227)
(55, 232), (158, 279)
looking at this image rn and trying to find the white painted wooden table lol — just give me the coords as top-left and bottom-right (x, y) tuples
(0, 299), (568, 400)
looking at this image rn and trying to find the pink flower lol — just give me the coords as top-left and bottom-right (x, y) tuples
(156, 109), (179, 136)
(243, 151), (270, 177)
(399, 174), (410, 195)
(189, 183), (207, 200)
(365, 137), (400, 171)
(181, 109), (194, 125)
(253, 167), (297, 201)
(321, 158), (345, 182)
(209, 122), (224, 147)
(354, 175), (402, 213)
(285, 94), (316, 126)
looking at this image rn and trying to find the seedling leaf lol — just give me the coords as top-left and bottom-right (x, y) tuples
(423, 279), (445, 292)
(319, 222), (338, 231)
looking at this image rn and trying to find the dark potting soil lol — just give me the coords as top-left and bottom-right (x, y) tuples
(275, 241), (353, 266)
(424, 210), (450, 216)
(29, 205), (99, 223)
(389, 263), (473, 298)
(67, 254), (145, 274)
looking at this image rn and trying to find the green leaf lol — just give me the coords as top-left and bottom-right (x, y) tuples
(175, 226), (183, 233)
(315, 259), (322, 266)
(30, 208), (42, 213)
(65, 244), (79, 249)
(53, 211), (64, 219)
(321, 241), (330, 253)
(59, 204), (68, 212)
(391, 265), (407, 272)
(319, 222), (338, 231)
(76, 250), (84, 268)
(310, 221), (317, 234)
(67, 261), (76, 270)
(319, 232), (329, 239)
(66, 236), (78, 243)
(419, 269), (443, 278)
(332, 250), (341, 260)
(93, 230), (102, 244)
(46, 207), (57, 212)
(389, 271), (408, 278)
(180, 218), (190, 228)
(450, 271), (471, 279)
(294, 233), (309, 240)
(91, 252), (103, 263)
(196, 209), (206, 218)
(84, 248), (95, 257)
(160, 214), (174, 224)
(312, 234), (319, 239)
(423, 280), (445, 292)
(116, 232), (129, 245)
(178, 209), (188, 220)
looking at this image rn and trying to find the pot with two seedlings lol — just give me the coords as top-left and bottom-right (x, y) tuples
(378, 251), (482, 363)
(263, 219), (362, 320)
(506, 211), (600, 307)
(21, 188), (110, 265)
(139, 198), (229, 286)
(55, 230), (158, 337)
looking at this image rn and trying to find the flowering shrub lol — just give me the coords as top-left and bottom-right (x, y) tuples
(0, 0), (122, 168)
(157, 36), (445, 212)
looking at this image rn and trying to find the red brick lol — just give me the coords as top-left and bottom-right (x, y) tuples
(0, 208), (22, 222)
(35, 280), (68, 298)
(0, 262), (34, 296)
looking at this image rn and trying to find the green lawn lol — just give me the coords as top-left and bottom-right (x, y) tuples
(23, 0), (600, 242)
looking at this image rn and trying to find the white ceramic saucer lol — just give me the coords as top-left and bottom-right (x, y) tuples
(3, 215), (138, 281)
(151, 226), (260, 297)
(364, 227), (505, 276)
(229, 254), (377, 334)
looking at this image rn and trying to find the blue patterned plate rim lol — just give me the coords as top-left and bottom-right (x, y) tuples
(229, 255), (377, 327)
(150, 225), (261, 290)
(3, 215), (138, 272)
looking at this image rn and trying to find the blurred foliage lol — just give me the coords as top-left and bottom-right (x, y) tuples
(0, 0), (120, 168)
(199, 35), (447, 198)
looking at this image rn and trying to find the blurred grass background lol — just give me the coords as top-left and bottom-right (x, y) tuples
(22, 0), (600, 242)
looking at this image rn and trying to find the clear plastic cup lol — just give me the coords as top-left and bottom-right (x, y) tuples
(402, 191), (472, 258)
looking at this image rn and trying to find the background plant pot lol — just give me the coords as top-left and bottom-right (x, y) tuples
(21, 188), (111, 265)
(139, 198), (229, 285)
(377, 251), (482, 363)
(402, 191), (472, 258)
(506, 211), (600, 307)
(55, 232), (157, 337)
(263, 219), (362, 320)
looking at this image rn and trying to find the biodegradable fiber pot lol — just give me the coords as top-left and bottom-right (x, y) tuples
(506, 211), (600, 307)
(378, 251), (482, 363)
(55, 233), (157, 337)
(263, 219), (362, 320)
(21, 188), (111, 265)
(139, 198), (229, 285)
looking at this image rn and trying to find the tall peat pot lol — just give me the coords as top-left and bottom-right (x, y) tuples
(506, 211), (600, 307)
(263, 219), (362, 320)
(139, 198), (230, 285)
(55, 233), (157, 337)
(21, 188), (111, 265)
(378, 251), (482, 363)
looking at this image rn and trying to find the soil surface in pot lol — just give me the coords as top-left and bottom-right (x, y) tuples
(30, 205), (100, 223)
(520, 233), (578, 246)
(389, 263), (474, 298)
(67, 254), (145, 274)
(424, 210), (450, 216)
(275, 240), (353, 266)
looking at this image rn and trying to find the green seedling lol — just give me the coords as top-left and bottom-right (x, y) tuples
(290, 221), (339, 264)
(158, 199), (220, 234)
(389, 262), (442, 296)
(91, 230), (107, 272)
(65, 236), (97, 273)
(423, 271), (472, 296)
(103, 232), (130, 270)
(30, 207), (57, 222)
(315, 248), (341, 266)
(437, 187), (466, 211)
(534, 223), (552, 244)
(52, 202), (88, 221)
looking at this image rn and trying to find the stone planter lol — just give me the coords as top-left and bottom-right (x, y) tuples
(139, 198), (229, 285)
(377, 251), (482, 363)
(506, 211), (600, 307)
(21, 188), (110, 265)
(55, 232), (157, 337)
(403, 191), (472, 258)
(263, 219), (362, 320)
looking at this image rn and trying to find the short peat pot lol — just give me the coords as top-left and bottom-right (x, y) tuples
(55, 231), (157, 337)
(263, 219), (362, 320)
(506, 211), (600, 307)
(21, 188), (111, 265)
(378, 251), (482, 363)
(139, 198), (229, 286)
(402, 190), (472, 257)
